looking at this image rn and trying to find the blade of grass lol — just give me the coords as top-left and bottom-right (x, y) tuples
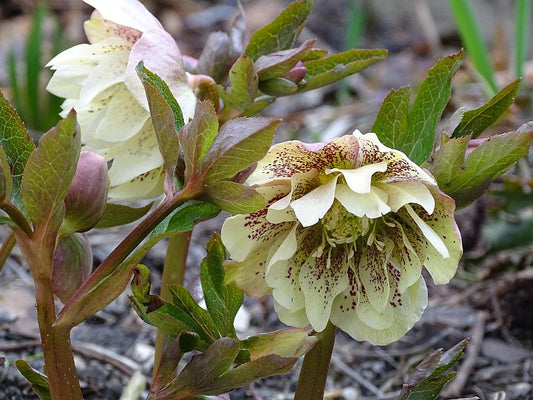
(7, 50), (23, 117)
(515, 0), (531, 81)
(449, 0), (498, 96)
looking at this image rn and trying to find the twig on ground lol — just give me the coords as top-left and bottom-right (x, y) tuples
(72, 342), (141, 377)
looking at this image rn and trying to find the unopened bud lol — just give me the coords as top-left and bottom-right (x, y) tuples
(52, 233), (92, 303)
(465, 138), (488, 159)
(282, 61), (307, 84)
(63, 151), (108, 233)
(259, 77), (298, 96)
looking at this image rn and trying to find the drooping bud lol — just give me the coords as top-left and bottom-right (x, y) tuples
(62, 151), (108, 234)
(52, 233), (92, 303)
(282, 61), (307, 84)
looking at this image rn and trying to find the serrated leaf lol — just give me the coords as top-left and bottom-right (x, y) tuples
(452, 79), (520, 139)
(403, 372), (456, 400)
(372, 87), (410, 150)
(180, 101), (219, 182)
(21, 110), (80, 230)
(200, 235), (243, 338)
(0, 145), (12, 202)
(220, 55), (258, 109)
(202, 117), (280, 183)
(0, 91), (35, 208)
(196, 32), (232, 83)
(15, 360), (51, 400)
(137, 63), (182, 181)
(152, 200), (220, 237)
(256, 39), (315, 80)
(404, 51), (463, 164)
(300, 49), (387, 92)
(426, 130), (533, 207)
(95, 202), (153, 229)
(242, 328), (317, 360)
(245, 0), (313, 61)
(430, 338), (468, 379)
(205, 181), (265, 214)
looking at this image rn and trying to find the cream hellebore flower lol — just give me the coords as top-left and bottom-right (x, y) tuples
(46, 0), (196, 200)
(221, 131), (462, 345)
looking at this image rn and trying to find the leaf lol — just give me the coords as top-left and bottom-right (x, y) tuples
(180, 101), (219, 182)
(152, 200), (220, 237)
(204, 181), (265, 214)
(0, 90), (35, 208)
(202, 117), (280, 183)
(255, 39), (315, 81)
(300, 49), (387, 92)
(425, 130), (533, 207)
(241, 328), (317, 360)
(403, 372), (456, 400)
(259, 77), (298, 96)
(196, 32), (232, 83)
(21, 110), (80, 230)
(452, 79), (520, 139)
(95, 202), (153, 228)
(137, 63), (183, 180)
(200, 234), (243, 338)
(245, 0), (313, 61)
(372, 87), (410, 150)
(404, 51), (463, 164)
(220, 55), (258, 110)
(0, 145), (12, 202)
(15, 360), (51, 400)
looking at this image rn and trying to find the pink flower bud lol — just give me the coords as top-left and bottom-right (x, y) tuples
(52, 233), (92, 303)
(282, 61), (307, 84)
(63, 151), (108, 233)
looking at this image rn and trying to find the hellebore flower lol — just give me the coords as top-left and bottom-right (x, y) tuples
(221, 131), (462, 345)
(46, 0), (196, 200)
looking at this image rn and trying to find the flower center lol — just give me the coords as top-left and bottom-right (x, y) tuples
(321, 200), (370, 246)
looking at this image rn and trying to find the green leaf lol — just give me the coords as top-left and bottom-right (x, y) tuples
(245, 0), (313, 61)
(202, 117), (280, 183)
(256, 39), (315, 81)
(241, 328), (317, 360)
(15, 360), (51, 400)
(204, 181), (265, 214)
(152, 200), (220, 237)
(372, 87), (410, 150)
(300, 49), (387, 92)
(452, 79), (521, 139)
(200, 234), (243, 338)
(180, 101), (219, 182)
(0, 90), (35, 208)
(220, 55), (258, 110)
(0, 215), (17, 228)
(425, 130), (533, 207)
(0, 146), (13, 202)
(137, 63), (183, 180)
(259, 77), (298, 96)
(21, 110), (80, 230)
(95, 202), (153, 229)
(196, 32), (232, 83)
(404, 51), (463, 164)
(26, 3), (46, 128)
(241, 97), (275, 117)
(403, 373), (456, 400)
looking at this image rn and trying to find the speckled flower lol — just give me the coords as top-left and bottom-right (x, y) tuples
(46, 0), (196, 200)
(221, 130), (462, 345)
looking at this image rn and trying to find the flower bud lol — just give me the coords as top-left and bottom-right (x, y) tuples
(52, 233), (92, 303)
(282, 61), (307, 84)
(259, 77), (299, 96)
(63, 151), (108, 234)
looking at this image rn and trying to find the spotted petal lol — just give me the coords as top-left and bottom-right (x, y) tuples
(84, 0), (163, 33)
(335, 184), (390, 218)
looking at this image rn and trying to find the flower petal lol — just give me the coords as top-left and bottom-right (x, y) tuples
(224, 251), (272, 298)
(358, 244), (391, 313)
(291, 174), (340, 227)
(107, 166), (164, 200)
(84, 11), (142, 44)
(299, 246), (350, 332)
(404, 204), (449, 259)
(335, 184), (390, 218)
(327, 162), (387, 194)
(376, 180), (435, 214)
(273, 301), (310, 328)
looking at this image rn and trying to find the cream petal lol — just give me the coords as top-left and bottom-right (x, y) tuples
(79, 50), (129, 106)
(291, 175), (340, 227)
(335, 184), (390, 218)
(331, 277), (428, 346)
(405, 204), (449, 259)
(221, 184), (293, 262)
(273, 301), (310, 329)
(83, 0), (163, 33)
(46, 43), (92, 67)
(376, 180), (435, 214)
(267, 225), (298, 268)
(107, 166), (164, 200)
(224, 251), (272, 298)
(328, 162), (387, 194)
(358, 244), (391, 313)
(94, 88), (149, 142)
(84, 12), (142, 44)
(76, 86), (120, 145)
(298, 246), (350, 332)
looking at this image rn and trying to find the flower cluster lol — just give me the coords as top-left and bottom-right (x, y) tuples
(47, 0), (196, 200)
(221, 130), (462, 345)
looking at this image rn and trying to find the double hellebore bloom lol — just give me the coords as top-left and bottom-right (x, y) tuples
(222, 131), (462, 345)
(46, 0), (196, 200)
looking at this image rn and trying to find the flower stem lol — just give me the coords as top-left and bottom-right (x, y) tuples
(0, 230), (16, 273)
(294, 322), (337, 400)
(152, 231), (192, 383)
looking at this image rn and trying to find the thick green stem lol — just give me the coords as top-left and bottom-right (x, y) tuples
(0, 230), (16, 273)
(294, 322), (337, 400)
(153, 231), (192, 383)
